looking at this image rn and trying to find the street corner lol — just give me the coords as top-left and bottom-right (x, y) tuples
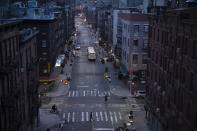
(38, 109), (61, 130)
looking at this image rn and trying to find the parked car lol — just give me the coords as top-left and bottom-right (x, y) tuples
(135, 90), (146, 98)
(75, 45), (80, 50)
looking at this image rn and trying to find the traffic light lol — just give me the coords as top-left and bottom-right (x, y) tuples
(104, 73), (109, 78)
(63, 80), (68, 85)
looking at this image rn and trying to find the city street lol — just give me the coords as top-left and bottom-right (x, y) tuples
(38, 15), (149, 131)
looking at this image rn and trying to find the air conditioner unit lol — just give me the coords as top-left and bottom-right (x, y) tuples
(20, 68), (24, 73)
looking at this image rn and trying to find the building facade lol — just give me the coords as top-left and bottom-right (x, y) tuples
(0, 20), (39, 131)
(146, 6), (197, 131)
(119, 13), (148, 78)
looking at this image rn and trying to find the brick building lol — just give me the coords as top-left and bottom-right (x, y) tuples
(0, 20), (39, 131)
(145, 6), (197, 131)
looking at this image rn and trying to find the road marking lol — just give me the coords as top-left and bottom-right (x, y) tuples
(72, 112), (75, 122)
(104, 91), (107, 95)
(96, 112), (99, 121)
(83, 90), (85, 96)
(108, 91), (111, 96)
(72, 91), (75, 97)
(91, 90), (93, 96)
(78, 85), (89, 88)
(104, 112), (108, 121)
(97, 90), (100, 95)
(76, 91), (78, 97)
(81, 112), (84, 121)
(86, 112), (89, 121)
(110, 112), (113, 124)
(94, 90), (97, 96)
(118, 112), (122, 120)
(100, 112), (103, 121)
(95, 128), (114, 131)
(67, 112), (70, 123)
(114, 112), (118, 123)
(63, 113), (66, 119)
(68, 91), (71, 97)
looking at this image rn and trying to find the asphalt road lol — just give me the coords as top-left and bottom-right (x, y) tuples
(40, 15), (148, 131)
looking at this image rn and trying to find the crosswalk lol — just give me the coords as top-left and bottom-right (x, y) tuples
(67, 89), (111, 97)
(61, 111), (125, 124)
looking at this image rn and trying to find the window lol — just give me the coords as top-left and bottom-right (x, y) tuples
(42, 40), (46, 47)
(192, 40), (197, 59)
(42, 32), (46, 35)
(184, 38), (188, 55)
(133, 54), (138, 64)
(187, 102), (191, 119)
(157, 29), (160, 42)
(128, 38), (130, 47)
(133, 38), (138, 46)
(142, 55), (148, 64)
(143, 39), (148, 49)
(42, 52), (47, 55)
(182, 68), (186, 83)
(134, 25), (139, 34)
(144, 25), (149, 33)
(190, 72), (194, 90)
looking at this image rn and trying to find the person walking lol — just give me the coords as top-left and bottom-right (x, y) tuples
(90, 112), (93, 121)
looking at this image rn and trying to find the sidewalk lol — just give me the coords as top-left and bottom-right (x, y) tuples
(36, 51), (74, 131)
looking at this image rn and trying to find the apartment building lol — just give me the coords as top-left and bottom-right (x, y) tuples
(0, 20), (39, 131)
(145, 6), (197, 131)
(118, 13), (148, 79)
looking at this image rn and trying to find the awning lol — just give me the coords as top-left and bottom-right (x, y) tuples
(120, 64), (129, 77)
(39, 76), (57, 82)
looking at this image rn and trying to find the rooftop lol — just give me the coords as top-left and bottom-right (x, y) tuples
(118, 13), (148, 22)
(0, 19), (22, 26)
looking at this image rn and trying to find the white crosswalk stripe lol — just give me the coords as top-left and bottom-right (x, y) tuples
(72, 112), (75, 122)
(67, 90), (112, 97)
(65, 111), (125, 123)
(118, 112), (122, 120)
(86, 112), (89, 121)
(96, 112), (99, 121)
(68, 91), (71, 97)
(110, 112), (113, 124)
(81, 112), (84, 121)
(76, 91), (78, 97)
(100, 112), (103, 121)
(114, 112), (118, 123)
(104, 112), (108, 121)
(108, 91), (111, 96)
(83, 91), (85, 96)
(67, 112), (70, 123)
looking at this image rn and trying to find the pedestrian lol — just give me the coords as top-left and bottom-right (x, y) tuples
(90, 112), (93, 121)
(46, 128), (50, 131)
